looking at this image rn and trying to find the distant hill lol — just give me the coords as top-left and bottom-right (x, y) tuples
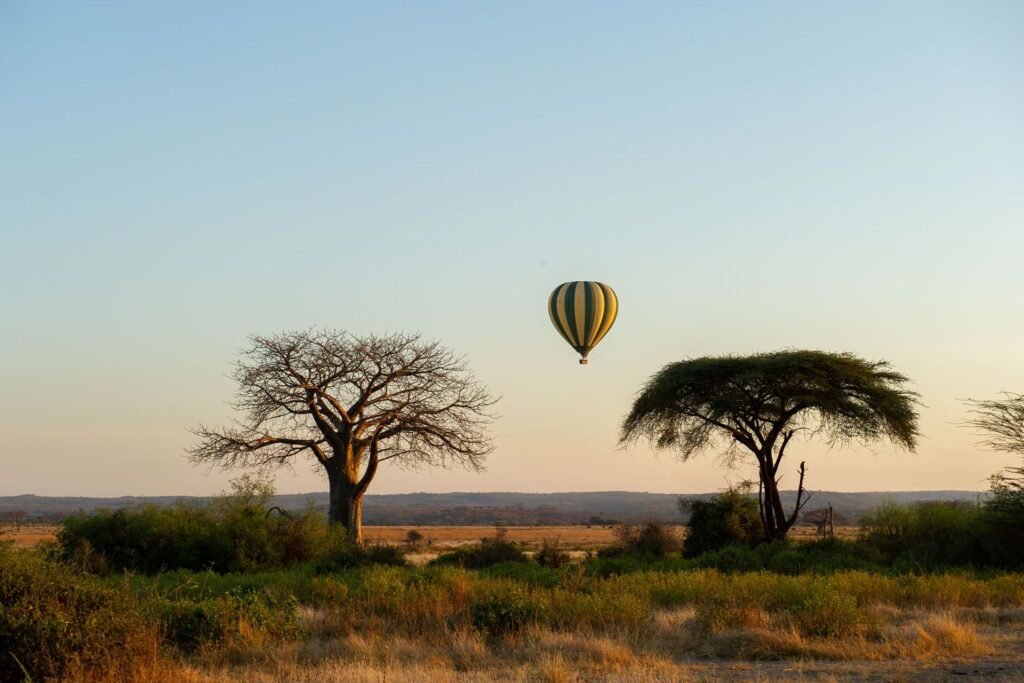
(0, 490), (985, 526)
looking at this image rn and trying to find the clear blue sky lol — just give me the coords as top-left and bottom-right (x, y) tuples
(2, 2), (1022, 496)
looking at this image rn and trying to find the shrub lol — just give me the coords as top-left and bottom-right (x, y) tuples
(55, 477), (406, 575)
(610, 522), (681, 558)
(860, 500), (992, 569)
(859, 499), (915, 541)
(682, 486), (764, 557)
(156, 586), (298, 652)
(470, 584), (546, 637)
(0, 547), (159, 682)
(315, 531), (408, 572)
(693, 544), (764, 572)
(432, 536), (528, 569)
(982, 473), (1024, 568)
(57, 503), (333, 574)
(535, 538), (571, 568)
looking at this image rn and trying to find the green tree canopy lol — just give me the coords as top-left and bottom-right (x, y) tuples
(621, 350), (920, 540)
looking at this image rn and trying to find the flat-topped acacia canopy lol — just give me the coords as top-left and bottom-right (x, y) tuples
(621, 350), (920, 540)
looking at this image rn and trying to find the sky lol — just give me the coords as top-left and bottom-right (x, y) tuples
(1, 2), (1023, 497)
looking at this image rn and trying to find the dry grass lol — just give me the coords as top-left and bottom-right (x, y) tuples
(5, 521), (1019, 681)
(658, 607), (996, 662)
(133, 603), (1022, 683)
(1, 522), (59, 547)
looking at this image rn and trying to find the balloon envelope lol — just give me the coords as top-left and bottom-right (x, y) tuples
(548, 281), (618, 364)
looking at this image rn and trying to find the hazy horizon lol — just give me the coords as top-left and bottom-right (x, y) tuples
(2, 2), (1023, 497)
(0, 485), (993, 499)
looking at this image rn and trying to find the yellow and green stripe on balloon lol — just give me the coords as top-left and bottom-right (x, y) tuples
(548, 281), (618, 364)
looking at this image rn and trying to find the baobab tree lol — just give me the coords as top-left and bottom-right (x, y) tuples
(621, 350), (920, 541)
(189, 330), (497, 544)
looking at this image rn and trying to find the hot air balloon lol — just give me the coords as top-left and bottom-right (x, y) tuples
(548, 281), (618, 365)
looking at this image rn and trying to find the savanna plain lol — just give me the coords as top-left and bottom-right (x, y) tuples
(3, 492), (1024, 683)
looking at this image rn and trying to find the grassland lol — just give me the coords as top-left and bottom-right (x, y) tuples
(7, 491), (1024, 682)
(4, 519), (1024, 682)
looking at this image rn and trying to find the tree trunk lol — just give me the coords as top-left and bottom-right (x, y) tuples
(757, 457), (791, 541)
(326, 466), (364, 545)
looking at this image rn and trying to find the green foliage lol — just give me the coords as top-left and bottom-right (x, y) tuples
(56, 476), (406, 575)
(682, 486), (764, 557)
(692, 543), (765, 573)
(155, 586), (298, 652)
(963, 392), (1024, 566)
(314, 533), (408, 572)
(470, 583), (546, 637)
(58, 502), (329, 574)
(602, 522), (681, 559)
(621, 350), (920, 456)
(984, 472), (1024, 566)
(10, 537), (1024, 683)
(859, 499), (915, 541)
(695, 586), (867, 638)
(431, 536), (528, 569)
(620, 351), (919, 541)
(859, 500), (1006, 570)
(789, 591), (864, 637)
(482, 561), (564, 588)
(0, 546), (157, 682)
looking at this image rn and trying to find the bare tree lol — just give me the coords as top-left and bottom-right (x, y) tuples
(189, 330), (498, 544)
(965, 393), (1024, 516)
(965, 393), (1024, 455)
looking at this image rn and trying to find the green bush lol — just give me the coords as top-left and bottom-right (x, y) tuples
(470, 583), (546, 637)
(158, 600), (225, 652)
(156, 586), (298, 652)
(56, 477), (406, 575)
(0, 546), (158, 682)
(606, 522), (682, 559)
(693, 543), (764, 572)
(58, 503), (332, 574)
(682, 487), (764, 557)
(983, 473), (1024, 568)
(860, 500), (996, 570)
(314, 531), (408, 572)
(432, 536), (528, 569)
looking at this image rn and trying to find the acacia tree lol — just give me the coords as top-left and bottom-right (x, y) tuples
(965, 393), (1024, 521)
(965, 393), (1024, 457)
(189, 330), (497, 544)
(620, 350), (920, 541)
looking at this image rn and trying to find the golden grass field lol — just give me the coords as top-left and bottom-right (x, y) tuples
(5, 522), (1024, 681)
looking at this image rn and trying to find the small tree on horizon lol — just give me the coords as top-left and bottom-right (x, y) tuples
(620, 350), (920, 541)
(188, 329), (497, 544)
